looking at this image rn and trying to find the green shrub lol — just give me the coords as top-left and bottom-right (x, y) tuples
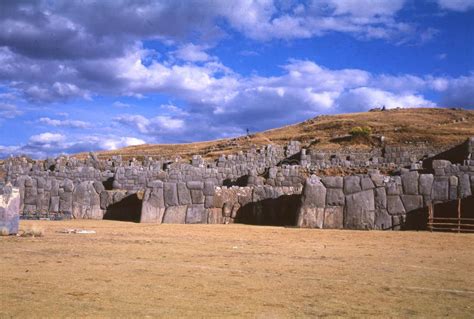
(349, 126), (372, 137)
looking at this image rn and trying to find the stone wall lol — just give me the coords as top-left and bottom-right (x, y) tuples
(297, 159), (474, 230)
(1, 138), (473, 228)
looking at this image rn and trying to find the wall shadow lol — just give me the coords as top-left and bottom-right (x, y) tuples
(234, 194), (300, 226)
(423, 140), (469, 169)
(103, 193), (142, 222)
(403, 207), (429, 230)
(404, 195), (474, 231)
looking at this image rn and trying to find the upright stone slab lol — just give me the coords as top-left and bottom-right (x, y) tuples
(344, 190), (375, 230)
(162, 205), (187, 224)
(296, 176), (326, 228)
(140, 188), (165, 223)
(0, 186), (20, 235)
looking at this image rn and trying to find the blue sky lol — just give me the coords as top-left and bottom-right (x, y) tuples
(0, 0), (473, 158)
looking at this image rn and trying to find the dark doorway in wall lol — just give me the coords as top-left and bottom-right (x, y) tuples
(103, 193), (142, 222)
(102, 177), (114, 190)
(403, 207), (429, 230)
(428, 195), (474, 232)
(235, 194), (301, 226)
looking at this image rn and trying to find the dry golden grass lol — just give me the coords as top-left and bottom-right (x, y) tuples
(17, 224), (44, 237)
(1, 220), (473, 318)
(0, 227), (9, 236)
(77, 108), (474, 160)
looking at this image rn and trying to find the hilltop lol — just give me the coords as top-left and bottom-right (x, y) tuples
(81, 108), (474, 160)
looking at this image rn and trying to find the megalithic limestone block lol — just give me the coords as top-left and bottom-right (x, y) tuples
(296, 175), (326, 228)
(0, 185), (20, 235)
(140, 188), (165, 223)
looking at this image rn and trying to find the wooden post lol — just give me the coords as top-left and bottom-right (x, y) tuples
(457, 198), (461, 233)
(428, 203), (433, 232)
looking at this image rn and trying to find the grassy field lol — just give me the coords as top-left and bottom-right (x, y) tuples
(76, 108), (474, 160)
(1, 220), (473, 318)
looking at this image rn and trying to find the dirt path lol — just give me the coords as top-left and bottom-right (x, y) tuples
(1, 220), (473, 318)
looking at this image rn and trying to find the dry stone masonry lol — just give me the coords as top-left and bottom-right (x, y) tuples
(1, 137), (473, 231)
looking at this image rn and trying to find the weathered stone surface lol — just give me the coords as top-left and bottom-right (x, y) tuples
(370, 173), (385, 187)
(326, 188), (345, 206)
(203, 180), (216, 196)
(93, 181), (105, 194)
(0, 186), (20, 235)
(375, 208), (392, 230)
(162, 205), (187, 224)
(163, 182), (179, 207)
(386, 176), (402, 195)
(186, 204), (207, 224)
(401, 171), (419, 195)
(400, 195), (423, 212)
(72, 181), (103, 219)
(459, 174), (472, 198)
(344, 190), (375, 230)
(344, 176), (361, 194)
(187, 181), (204, 190)
(323, 206), (343, 229)
(431, 177), (449, 201)
(301, 176), (326, 208)
(419, 174), (434, 195)
(360, 176), (375, 190)
(140, 188), (165, 223)
(321, 176), (343, 188)
(190, 189), (204, 204)
(49, 196), (59, 212)
(449, 176), (459, 200)
(207, 208), (224, 224)
(297, 207), (325, 228)
(387, 195), (405, 215)
(432, 160), (451, 169)
(374, 187), (387, 210)
(59, 190), (72, 212)
(177, 182), (192, 205)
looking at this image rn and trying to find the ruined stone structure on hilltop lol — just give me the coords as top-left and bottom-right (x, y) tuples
(1, 137), (473, 232)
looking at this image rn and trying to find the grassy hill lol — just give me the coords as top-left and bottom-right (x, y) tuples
(81, 108), (474, 160)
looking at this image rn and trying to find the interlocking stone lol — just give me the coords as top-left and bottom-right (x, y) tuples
(343, 176), (361, 194)
(344, 190), (375, 230)
(401, 171), (419, 195)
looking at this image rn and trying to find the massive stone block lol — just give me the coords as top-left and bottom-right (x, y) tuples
(387, 195), (405, 215)
(374, 187), (387, 210)
(140, 188), (165, 223)
(374, 208), (392, 230)
(297, 207), (325, 228)
(400, 195), (423, 212)
(419, 174), (434, 196)
(344, 176), (361, 194)
(326, 188), (345, 206)
(190, 189), (204, 204)
(186, 204), (207, 224)
(431, 177), (449, 201)
(162, 205), (187, 224)
(207, 208), (224, 224)
(323, 206), (343, 229)
(321, 176), (343, 188)
(360, 176), (375, 190)
(401, 171), (419, 195)
(459, 174), (472, 198)
(72, 181), (103, 219)
(0, 186), (20, 235)
(344, 190), (375, 230)
(296, 176), (326, 228)
(163, 182), (179, 207)
(177, 182), (192, 205)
